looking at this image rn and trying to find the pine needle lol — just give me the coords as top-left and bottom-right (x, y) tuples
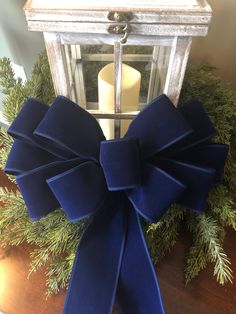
(185, 213), (233, 285)
(146, 205), (186, 263)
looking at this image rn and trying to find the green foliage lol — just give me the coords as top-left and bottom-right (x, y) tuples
(0, 54), (236, 294)
(0, 52), (55, 125)
(185, 213), (233, 285)
(0, 128), (13, 170)
(0, 187), (87, 295)
(2, 82), (28, 123)
(26, 51), (56, 104)
(0, 57), (17, 95)
(207, 185), (236, 230)
(146, 205), (186, 264)
(45, 253), (76, 297)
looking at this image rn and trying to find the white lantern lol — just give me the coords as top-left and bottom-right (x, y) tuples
(24, 0), (212, 138)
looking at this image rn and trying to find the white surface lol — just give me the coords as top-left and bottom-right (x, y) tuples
(0, 0), (44, 78)
(11, 62), (27, 83)
(0, 111), (9, 127)
(25, 0), (206, 11)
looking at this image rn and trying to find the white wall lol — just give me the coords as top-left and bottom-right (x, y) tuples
(0, 0), (44, 122)
(190, 0), (236, 90)
(0, 0), (44, 78)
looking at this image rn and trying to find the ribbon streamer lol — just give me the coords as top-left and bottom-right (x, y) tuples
(5, 94), (228, 314)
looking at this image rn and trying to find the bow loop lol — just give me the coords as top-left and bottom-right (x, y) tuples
(125, 94), (193, 159)
(156, 158), (216, 211)
(34, 96), (105, 161)
(16, 158), (82, 219)
(128, 163), (186, 222)
(4, 140), (58, 175)
(7, 97), (48, 144)
(100, 138), (141, 191)
(47, 161), (108, 221)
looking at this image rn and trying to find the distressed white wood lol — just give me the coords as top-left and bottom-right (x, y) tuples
(158, 46), (171, 92)
(24, 11), (211, 25)
(27, 21), (209, 37)
(64, 44), (76, 101)
(24, 0), (211, 13)
(60, 33), (174, 46)
(114, 41), (123, 138)
(147, 46), (159, 103)
(24, 0), (212, 34)
(82, 54), (151, 62)
(164, 36), (192, 105)
(43, 32), (71, 97)
(71, 45), (87, 107)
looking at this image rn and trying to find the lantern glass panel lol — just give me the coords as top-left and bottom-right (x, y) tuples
(64, 43), (172, 111)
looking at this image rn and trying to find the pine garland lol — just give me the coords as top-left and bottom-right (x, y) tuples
(0, 187), (87, 295)
(0, 54), (235, 295)
(185, 213), (233, 285)
(146, 205), (186, 264)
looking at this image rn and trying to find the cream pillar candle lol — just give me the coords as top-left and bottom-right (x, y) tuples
(98, 63), (141, 139)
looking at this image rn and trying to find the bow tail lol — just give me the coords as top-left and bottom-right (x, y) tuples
(117, 207), (165, 314)
(63, 195), (127, 314)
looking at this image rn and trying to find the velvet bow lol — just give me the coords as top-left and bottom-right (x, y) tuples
(5, 94), (228, 314)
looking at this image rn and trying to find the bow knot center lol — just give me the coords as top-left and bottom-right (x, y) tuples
(99, 138), (141, 191)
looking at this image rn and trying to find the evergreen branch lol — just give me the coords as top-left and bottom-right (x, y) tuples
(207, 185), (236, 230)
(185, 213), (233, 285)
(146, 205), (186, 263)
(2, 82), (27, 123)
(46, 253), (75, 297)
(224, 152), (236, 194)
(28, 51), (55, 104)
(0, 57), (17, 95)
(0, 188), (29, 247)
(0, 186), (87, 296)
(0, 131), (15, 181)
(209, 236), (233, 285)
(0, 51), (55, 125)
(0, 127), (13, 149)
(184, 242), (208, 284)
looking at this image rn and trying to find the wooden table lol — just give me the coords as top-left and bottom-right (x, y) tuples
(0, 171), (235, 314)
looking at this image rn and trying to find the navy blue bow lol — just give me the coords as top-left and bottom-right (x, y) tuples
(5, 94), (228, 314)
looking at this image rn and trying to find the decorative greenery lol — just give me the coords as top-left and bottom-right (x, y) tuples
(146, 204), (186, 264)
(0, 53), (235, 296)
(185, 212), (232, 285)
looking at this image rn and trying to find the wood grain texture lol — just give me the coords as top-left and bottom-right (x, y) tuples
(164, 36), (192, 105)
(43, 32), (71, 98)
(0, 171), (235, 314)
